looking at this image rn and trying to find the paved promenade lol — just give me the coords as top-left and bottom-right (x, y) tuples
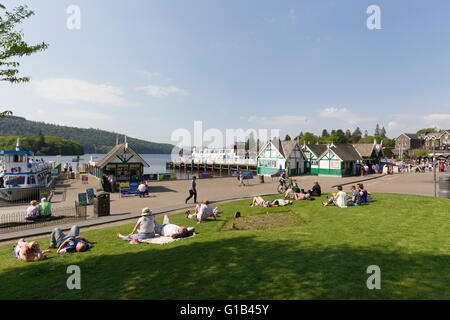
(0, 170), (448, 242)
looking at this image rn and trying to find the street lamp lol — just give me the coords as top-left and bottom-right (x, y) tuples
(432, 137), (437, 197)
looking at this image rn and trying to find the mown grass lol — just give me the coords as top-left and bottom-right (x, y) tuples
(0, 193), (448, 299)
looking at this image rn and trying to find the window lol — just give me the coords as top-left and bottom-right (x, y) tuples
(27, 175), (36, 185)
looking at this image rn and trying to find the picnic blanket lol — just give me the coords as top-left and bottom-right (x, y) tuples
(131, 233), (196, 245)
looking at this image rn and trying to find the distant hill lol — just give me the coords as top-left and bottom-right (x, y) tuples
(0, 116), (174, 154)
(0, 135), (84, 156)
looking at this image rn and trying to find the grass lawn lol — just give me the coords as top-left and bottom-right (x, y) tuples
(0, 193), (448, 300)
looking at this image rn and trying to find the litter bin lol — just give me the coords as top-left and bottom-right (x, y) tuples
(94, 192), (110, 217)
(438, 176), (450, 199)
(259, 175), (264, 183)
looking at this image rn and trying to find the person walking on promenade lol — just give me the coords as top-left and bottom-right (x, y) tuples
(185, 176), (197, 204)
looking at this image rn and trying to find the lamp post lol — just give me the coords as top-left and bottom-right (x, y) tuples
(432, 137), (437, 197)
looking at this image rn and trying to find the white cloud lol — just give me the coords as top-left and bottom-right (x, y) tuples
(248, 115), (309, 126)
(62, 109), (111, 120)
(35, 78), (129, 106)
(423, 113), (450, 123)
(135, 85), (184, 98)
(288, 9), (297, 23)
(319, 107), (374, 124)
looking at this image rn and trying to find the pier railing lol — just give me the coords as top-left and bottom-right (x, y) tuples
(0, 204), (87, 234)
(170, 158), (257, 165)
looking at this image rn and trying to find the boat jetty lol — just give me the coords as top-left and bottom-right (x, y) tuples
(166, 147), (257, 175)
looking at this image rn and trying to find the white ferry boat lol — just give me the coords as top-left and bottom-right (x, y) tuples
(0, 140), (53, 202)
(180, 147), (256, 165)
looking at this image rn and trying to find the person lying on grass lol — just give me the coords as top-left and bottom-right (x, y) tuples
(186, 199), (219, 224)
(49, 225), (92, 254)
(284, 183), (301, 199)
(250, 196), (293, 207)
(13, 239), (45, 262)
(322, 185), (347, 208)
(117, 207), (155, 241)
(155, 214), (195, 239)
(346, 185), (362, 206)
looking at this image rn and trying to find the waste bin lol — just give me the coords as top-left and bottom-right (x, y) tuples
(259, 175), (264, 183)
(438, 176), (450, 199)
(94, 192), (110, 217)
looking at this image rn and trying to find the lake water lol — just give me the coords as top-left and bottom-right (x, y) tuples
(39, 154), (222, 180)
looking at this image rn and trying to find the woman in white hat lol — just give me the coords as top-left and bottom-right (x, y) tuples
(117, 207), (155, 241)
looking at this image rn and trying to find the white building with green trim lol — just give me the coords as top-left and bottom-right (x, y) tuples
(315, 144), (363, 177)
(301, 144), (328, 175)
(257, 139), (306, 176)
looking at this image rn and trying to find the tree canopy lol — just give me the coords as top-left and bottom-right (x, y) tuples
(0, 3), (48, 116)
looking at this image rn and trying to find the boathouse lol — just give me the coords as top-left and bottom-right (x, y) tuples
(315, 144), (363, 177)
(353, 140), (384, 164)
(301, 143), (328, 175)
(91, 143), (149, 190)
(256, 139), (305, 176)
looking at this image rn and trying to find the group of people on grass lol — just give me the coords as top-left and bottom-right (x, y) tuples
(117, 207), (196, 241)
(322, 183), (371, 208)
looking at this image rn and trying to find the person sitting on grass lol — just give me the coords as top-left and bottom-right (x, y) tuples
(49, 225), (92, 254)
(250, 196), (293, 207)
(357, 184), (372, 203)
(284, 183), (301, 199)
(186, 199), (219, 224)
(38, 198), (52, 217)
(322, 185), (347, 208)
(308, 181), (322, 197)
(117, 207), (155, 240)
(155, 214), (195, 239)
(25, 200), (40, 221)
(346, 185), (362, 206)
(13, 239), (45, 262)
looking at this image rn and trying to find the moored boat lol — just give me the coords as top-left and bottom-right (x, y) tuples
(0, 138), (53, 202)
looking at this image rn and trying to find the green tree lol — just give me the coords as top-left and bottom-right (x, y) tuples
(284, 134), (291, 141)
(299, 132), (319, 145)
(351, 127), (362, 143)
(416, 128), (437, 135)
(321, 129), (329, 138)
(374, 124), (381, 137)
(1, 3), (48, 116)
(380, 126), (387, 138)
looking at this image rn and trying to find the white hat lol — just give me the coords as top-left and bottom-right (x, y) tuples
(141, 207), (152, 216)
(41, 198), (47, 202)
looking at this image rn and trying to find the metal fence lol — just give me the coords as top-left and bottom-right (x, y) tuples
(0, 204), (87, 234)
(0, 177), (58, 207)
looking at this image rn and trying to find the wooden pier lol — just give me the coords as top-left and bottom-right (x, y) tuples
(166, 160), (257, 175)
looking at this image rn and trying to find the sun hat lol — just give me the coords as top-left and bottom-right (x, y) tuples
(203, 199), (209, 204)
(141, 207), (152, 216)
(41, 198), (47, 202)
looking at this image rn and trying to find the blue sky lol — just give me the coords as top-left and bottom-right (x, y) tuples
(1, 0), (450, 145)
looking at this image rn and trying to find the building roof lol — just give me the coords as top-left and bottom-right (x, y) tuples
(328, 144), (363, 161)
(353, 144), (375, 157)
(402, 133), (420, 140)
(271, 138), (285, 158)
(96, 143), (150, 168)
(281, 140), (299, 157)
(305, 144), (328, 157)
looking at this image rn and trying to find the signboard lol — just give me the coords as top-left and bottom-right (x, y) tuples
(198, 172), (214, 179)
(51, 169), (59, 177)
(78, 193), (87, 206)
(86, 188), (94, 205)
(120, 181), (139, 197)
(158, 173), (177, 181)
(330, 161), (340, 169)
(81, 175), (88, 184)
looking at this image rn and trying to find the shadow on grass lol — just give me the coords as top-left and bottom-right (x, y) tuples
(0, 234), (448, 300)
